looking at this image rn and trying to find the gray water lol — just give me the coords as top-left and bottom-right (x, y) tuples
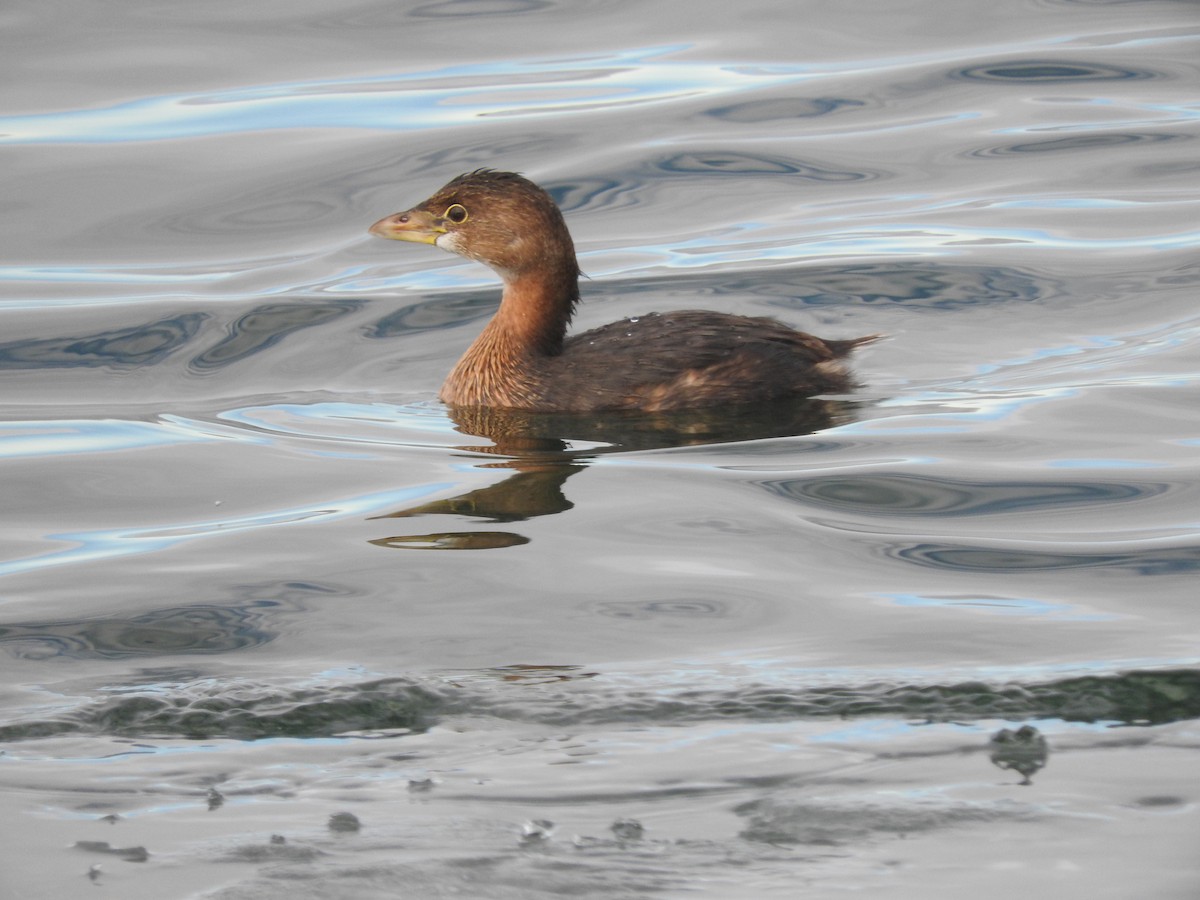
(2, 1), (1198, 897)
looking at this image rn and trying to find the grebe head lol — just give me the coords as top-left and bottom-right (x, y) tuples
(369, 169), (579, 281)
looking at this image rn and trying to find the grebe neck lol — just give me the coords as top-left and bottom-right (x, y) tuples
(488, 263), (580, 358)
(439, 264), (579, 407)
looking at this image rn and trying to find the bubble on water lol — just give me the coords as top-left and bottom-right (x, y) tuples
(520, 819), (555, 844)
(611, 817), (645, 841)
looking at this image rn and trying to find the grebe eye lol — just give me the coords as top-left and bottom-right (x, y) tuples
(444, 204), (468, 224)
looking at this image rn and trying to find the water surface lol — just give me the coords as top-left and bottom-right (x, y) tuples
(2, 1), (1198, 897)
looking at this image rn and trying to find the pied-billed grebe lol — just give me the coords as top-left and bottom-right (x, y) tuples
(370, 169), (874, 412)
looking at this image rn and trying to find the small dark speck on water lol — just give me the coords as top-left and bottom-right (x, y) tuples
(328, 812), (362, 833)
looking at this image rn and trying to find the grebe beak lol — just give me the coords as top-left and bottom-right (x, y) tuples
(369, 209), (446, 245)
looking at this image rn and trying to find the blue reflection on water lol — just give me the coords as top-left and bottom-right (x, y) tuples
(634, 223), (1200, 267)
(884, 592), (1119, 621)
(0, 419), (208, 459)
(7, 41), (1185, 147)
(215, 401), (463, 445)
(3, 46), (832, 145)
(0, 484), (451, 581)
(0, 265), (224, 284)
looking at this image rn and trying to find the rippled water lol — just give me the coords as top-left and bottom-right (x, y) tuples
(2, 1), (1198, 897)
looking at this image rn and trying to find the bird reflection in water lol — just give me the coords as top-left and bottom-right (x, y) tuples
(368, 398), (857, 550)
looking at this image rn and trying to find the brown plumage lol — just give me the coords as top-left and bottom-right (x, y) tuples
(370, 169), (874, 412)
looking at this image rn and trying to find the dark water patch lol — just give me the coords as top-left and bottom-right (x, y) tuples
(190, 299), (360, 370)
(0, 314), (206, 370)
(974, 132), (1184, 158)
(0, 603), (278, 661)
(589, 598), (733, 621)
(747, 264), (1048, 310)
(1154, 260), (1200, 286)
(1134, 159), (1200, 179)
(954, 59), (1158, 83)
(546, 176), (642, 214)
(481, 663), (600, 685)
(586, 262), (1048, 311)
(573, 264), (1049, 315)
(74, 840), (149, 862)
(890, 541), (1200, 575)
(0, 679), (447, 742)
(366, 290), (496, 338)
(0, 581), (337, 661)
(593, 669), (1200, 728)
(737, 794), (1034, 845)
(1132, 795), (1186, 809)
(3, 668), (1195, 742)
(704, 97), (865, 123)
(408, 0), (554, 18)
(764, 474), (1164, 517)
(371, 263), (1049, 326)
(222, 836), (326, 863)
(655, 151), (877, 182)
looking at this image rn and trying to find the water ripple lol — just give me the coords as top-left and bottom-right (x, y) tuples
(366, 291), (495, 338)
(0, 483), (450, 580)
(189, 300), (361, 370)
(0, 602), (279, 660)
(763, 473), (1168, 517)
(408, 0), (555, 18)
(1, 45), (1180, 146)
(212, 401), (462, 447)
(704, 96), (865, 122)
(0, 46), (804, 144)
(0, 581), (345, 661)
(0, 314), (206, 369)
(954, 60), (1158, 83)
(973, 131), (1186, 158)
(655, 151), (878, 182)
(888, 539), (1200, 575)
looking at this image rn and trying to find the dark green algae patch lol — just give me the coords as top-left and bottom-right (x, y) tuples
(2, 668), (1197, 742)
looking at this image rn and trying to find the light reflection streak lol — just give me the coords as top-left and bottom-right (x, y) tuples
(883, 591), (1120, 621)
(211, 402), (465, 446)
(0, 46), (802, 145)
(0, 483), (451, 581)
(0, 419), (210, 459)
(0, 403), (466, 463)
(3, 36), (1192, 146)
